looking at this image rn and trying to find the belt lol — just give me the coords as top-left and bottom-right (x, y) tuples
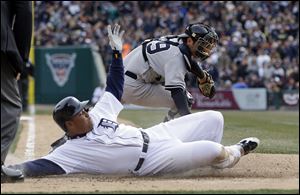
(134, 131), (150, 172)
(125, 70), (137, 80)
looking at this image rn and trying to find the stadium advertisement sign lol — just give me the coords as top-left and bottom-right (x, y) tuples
(232, 88), (267, 110)
(190, 88), (267, 110)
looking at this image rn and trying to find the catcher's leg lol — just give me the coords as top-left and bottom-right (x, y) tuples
(122, 79), (178, 122)
(122, 77), (176, 108)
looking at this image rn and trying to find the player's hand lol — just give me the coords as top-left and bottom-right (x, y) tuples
(163, 110), (178, 122)
(107, 24), (124, 52)
(186, 90), (195, 108)
(198, 70), (216, 99)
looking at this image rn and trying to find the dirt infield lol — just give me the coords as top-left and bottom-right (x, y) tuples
(1, 115), (299, 193)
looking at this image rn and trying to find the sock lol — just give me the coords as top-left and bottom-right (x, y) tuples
(212, 145), (242, 169)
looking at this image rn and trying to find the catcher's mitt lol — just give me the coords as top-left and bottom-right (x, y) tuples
(198, 71), (216, 99)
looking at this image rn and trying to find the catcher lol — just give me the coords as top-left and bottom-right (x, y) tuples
(122, 23), (218, 121)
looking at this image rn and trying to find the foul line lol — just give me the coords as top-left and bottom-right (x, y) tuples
(20, 116), (35, 160)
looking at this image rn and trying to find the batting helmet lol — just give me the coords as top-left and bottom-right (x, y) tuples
(53, 96), (89, 132)
(179, 23), (219, 61)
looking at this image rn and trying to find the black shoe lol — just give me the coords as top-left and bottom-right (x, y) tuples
(237, 137), (260, 155)
(1, 165), (24, 183)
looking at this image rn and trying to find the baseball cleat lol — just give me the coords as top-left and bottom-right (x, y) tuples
(237, 137), (260, 155)
(1, 165), (24, 183)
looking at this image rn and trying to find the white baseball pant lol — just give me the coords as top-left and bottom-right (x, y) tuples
(135, 110), (242, 175)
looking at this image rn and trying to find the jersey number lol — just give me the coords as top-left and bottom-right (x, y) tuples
(147, 42), (170, 54)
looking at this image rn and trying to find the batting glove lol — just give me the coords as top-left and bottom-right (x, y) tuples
(107, 24), (125, 52)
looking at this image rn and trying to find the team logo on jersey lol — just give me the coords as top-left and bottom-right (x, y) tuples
(46, 53), (77, 87)
(98, 118), (119, 131)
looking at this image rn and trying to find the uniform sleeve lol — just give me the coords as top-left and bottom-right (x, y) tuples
(105, 51), (124, 100)
(9, 159), (65, 177)
(170, 88), (191, 116)
(89, 92), (123, 124)
(164, 53), (187, 91)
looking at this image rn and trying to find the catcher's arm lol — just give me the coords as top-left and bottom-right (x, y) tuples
(189, 60), (205, 79)
(170, 88), (191, 116)
(189, 61), (216, 99)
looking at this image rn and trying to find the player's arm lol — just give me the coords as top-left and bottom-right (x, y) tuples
(164, 55), (191, 116)
(9, 159), (66, 177)
(179, 43), (206, 79)
(170, 88), (191, 116)
(105, 24), (125, 101)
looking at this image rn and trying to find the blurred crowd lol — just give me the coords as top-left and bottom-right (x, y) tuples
(34, 1), (299, 94)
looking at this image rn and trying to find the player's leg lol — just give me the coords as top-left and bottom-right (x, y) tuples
(145, 110), (224, 143)
(139, 136), (259, 175)
(165, 141), (243, 173)
(122, 77), (176, 108)
(1, 53), (22, 163)
(140, 140), (242, 175)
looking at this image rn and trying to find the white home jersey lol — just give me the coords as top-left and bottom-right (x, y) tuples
(43, 92), (144, 174)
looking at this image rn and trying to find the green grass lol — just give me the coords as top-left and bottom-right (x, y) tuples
(221, 110), (299, 154)
(119, 109), (299, 154)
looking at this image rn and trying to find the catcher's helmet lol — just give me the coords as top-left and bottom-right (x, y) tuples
(53, 96), (89, 132)
(179, 23), (219, 61)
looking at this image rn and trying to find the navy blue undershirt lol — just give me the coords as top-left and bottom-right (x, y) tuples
(105, 50), (124, 100)
(9, 159), (65, 177)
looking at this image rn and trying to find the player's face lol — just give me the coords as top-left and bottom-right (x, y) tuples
(186, 38), (204, 58)
(187, 37), (217, 61)
(65, 110), (93, 136)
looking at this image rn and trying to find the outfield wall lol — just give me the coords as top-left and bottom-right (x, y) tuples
(34, 46), (106, 104)
(189, 88), (299, 110)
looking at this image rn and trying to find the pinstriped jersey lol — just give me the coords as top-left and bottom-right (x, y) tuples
(124, 37), (188, 90)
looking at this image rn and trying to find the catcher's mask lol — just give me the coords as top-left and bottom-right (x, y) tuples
(53, 96), (89, 132)
(179, 23), (219, 61)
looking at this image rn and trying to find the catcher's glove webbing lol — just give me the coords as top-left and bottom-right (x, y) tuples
(198, 70), (216, 99)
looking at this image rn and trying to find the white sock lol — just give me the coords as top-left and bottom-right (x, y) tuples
(212, 145), (242, 169)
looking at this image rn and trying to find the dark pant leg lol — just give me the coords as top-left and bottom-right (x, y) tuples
(1, 52), (22, 163)
(1, 102), (21, 162)
(18, 78), (29, 112)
